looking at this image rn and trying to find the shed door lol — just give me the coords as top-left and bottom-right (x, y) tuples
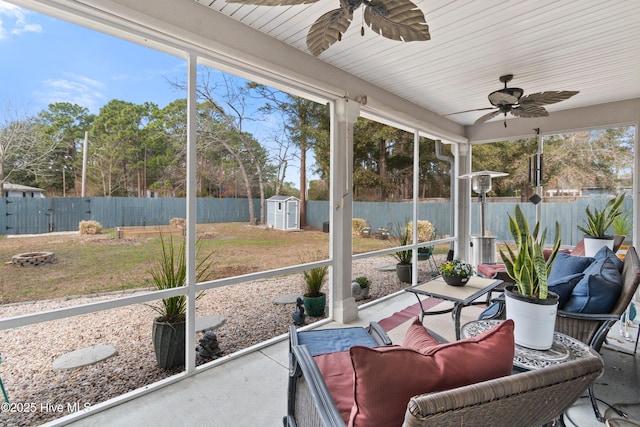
(286, 200), (299, 229)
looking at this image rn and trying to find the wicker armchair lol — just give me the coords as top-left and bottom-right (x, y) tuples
(285, 327), (604, 427)
(555, 245), (640, 421)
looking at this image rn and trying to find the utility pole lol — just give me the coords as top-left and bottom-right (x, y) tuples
(81, 131), (88, 197)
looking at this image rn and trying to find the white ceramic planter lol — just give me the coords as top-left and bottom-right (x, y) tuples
(505, 286), (558, 350)
(583, 236), (614, 257)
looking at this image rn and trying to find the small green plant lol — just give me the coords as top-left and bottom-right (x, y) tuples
(612, 211), (633, 236)
(500, 205), (561, 299)
(354, 276), (371, 289)
(578, 194), (626, 238)
(302, 252), (329, 297)
(148, 234), (214, 323)
(439, 259), (473, 278)
(417, 230), (436, 258)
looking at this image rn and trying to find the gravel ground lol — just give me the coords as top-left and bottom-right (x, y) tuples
(0, 255), (445, 426)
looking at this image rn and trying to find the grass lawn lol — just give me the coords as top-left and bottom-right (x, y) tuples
(0, 222), (439, 304)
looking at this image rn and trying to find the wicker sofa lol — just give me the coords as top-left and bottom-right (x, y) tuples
(284, 322), (603, 427)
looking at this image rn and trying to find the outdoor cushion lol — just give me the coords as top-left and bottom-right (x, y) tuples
(347, 320), (514, 427)
(402, 317), (440, 353)
(549, 273), (585, 308)
(297, 327), (378, 356)
(563, 257), (622, 313)
(549, 252), (594, 283)
(594, 245), (623, 272)
(314, 350), (356, 423)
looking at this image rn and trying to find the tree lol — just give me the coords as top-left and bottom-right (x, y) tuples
(251, 84), (329, 223)
(0, 103), (58, 197)
(35, 102), (94, 195)
(353, 118), (415, 201)
(472, 138), (536, 198)
(195, 71), (277, 224)
(89, 100), (156, 196)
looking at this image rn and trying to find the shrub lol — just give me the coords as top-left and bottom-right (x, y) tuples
(406, 220), (435, 242)
(352, 218), (367, 237)
(79, 220), (102, 235)
(170, 218), (186, 228)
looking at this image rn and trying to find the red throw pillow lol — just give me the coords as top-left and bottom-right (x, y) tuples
(402, 317), (440, 353)
(314, 350), (355, 423)
(348, 320), (515, 427)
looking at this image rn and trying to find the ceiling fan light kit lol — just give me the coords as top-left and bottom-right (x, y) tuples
(225, 0), (431, 56)
(447, 74), (579, 127)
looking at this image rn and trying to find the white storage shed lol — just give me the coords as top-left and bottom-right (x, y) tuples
(267, 195), (299, 230)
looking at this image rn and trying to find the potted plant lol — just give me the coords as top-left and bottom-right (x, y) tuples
(578, 193), (625, 256)
(377, 227), (390, 240)
(361, 226), (372, 238)
(148, 234), (213, 369)
(612, 211), (633, 245)
(302, 252), (329, 317)
(417, 230), (437, 261)
(392, 224), (413, 283)
(500, 205), (561, 350)
(438, 259), (473, 286)
(351, 276), (371, 300)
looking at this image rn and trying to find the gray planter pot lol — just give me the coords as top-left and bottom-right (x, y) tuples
(152, 318), (186, 369)
(396, 263), (412, 284)
(351, 282), (370, 301)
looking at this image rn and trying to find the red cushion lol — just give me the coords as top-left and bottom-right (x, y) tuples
(314, 350), (355, 423)
(572, 240), (586, 256)
(348, 320), (515, 427)
(402, 317), (440, 353)
(477, 263), (506, 278)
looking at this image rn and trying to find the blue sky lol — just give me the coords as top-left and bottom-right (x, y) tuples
(0, 1), (188, 116)
(0, 1), (305, 184)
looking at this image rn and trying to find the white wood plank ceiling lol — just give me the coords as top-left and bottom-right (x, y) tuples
(195, 0), (640, 126)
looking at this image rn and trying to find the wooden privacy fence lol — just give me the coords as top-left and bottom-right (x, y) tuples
(0, 197), (260, 235)
(0, 196), (632, 249)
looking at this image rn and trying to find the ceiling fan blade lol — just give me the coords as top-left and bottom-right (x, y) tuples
(488, 91), (519, 106)
(443, 107), (495, 116)
(511, 105), (549, 118)
(225, 0), (319, 4)
(474, 110), (501, 124)
(306, 8), (353, 56)
(364, 0), (430, 41)
(518, 91), (579, 107)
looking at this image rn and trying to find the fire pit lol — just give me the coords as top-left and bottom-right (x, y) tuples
(12, 252), (56, 267)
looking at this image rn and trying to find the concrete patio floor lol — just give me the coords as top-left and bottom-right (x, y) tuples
(63, 291), (640, 427)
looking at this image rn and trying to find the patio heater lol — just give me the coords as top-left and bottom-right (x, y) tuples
(459, 171), (508, 266)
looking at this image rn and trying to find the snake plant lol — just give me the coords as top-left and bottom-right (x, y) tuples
(577, 194), (626, 238)
(500, 205), (561, 300)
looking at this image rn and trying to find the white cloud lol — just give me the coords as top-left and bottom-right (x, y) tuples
(0, 1), (42, 40)
(36, 74), (105, 112)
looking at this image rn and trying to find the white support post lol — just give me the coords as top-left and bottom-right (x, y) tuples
(412, 130), (419, 284)
(634, 124), (639, 248)
(329, 97), (359, 323)
(185, 54), (197, 372)
(457, 143), (472, 261)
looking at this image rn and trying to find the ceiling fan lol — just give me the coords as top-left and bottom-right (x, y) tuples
(224, 0), (431, 56)
(446, 74), (579, 127)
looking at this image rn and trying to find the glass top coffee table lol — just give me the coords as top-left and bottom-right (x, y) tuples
(461, 320), (599, 371)
(404, 276), (503, 340)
